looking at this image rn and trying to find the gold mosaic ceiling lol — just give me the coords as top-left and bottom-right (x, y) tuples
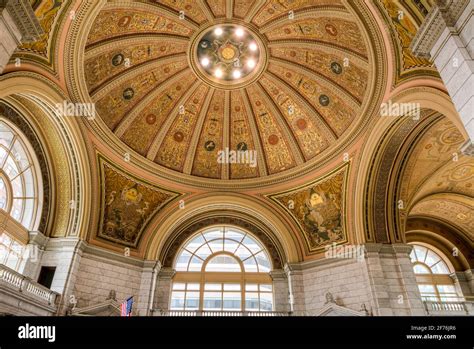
(84, 0), (371, 180)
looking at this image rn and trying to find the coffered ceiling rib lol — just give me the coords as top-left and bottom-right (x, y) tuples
(254, 3), (347, 28)
(225, 0), (233, 19)
(90, 53), (187, 98)
(84, 34), (190, 55)
(269, 57), (362, 107)
(258, 7), (352, 34)
(254, 81), (305, 165)
(127, 1), (201, 30)
(146, 80), (203, 161)
(240, 89), (267, 176)
(243, 0), (266, 23)
(222, 90), (231, 179)
(114, 68), (195, 137)
(196, 0), (216, 23)
(264, 71), (338, 141)
(183, 88), (216, 174)
(267, 41), (369, 65)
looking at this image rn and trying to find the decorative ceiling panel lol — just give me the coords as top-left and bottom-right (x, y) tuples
(267, 163), (349, 253)
(399, 118), (465, 205)
(97, 156), (180, 247)
(84, 1), (374, 181)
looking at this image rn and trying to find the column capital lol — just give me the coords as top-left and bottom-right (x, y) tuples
(158, 267), (175, 279)
(461, 140), (474, 157)
(270, 269), (287, 281)
(1, 0), (43, 42)
(410, 0), (470, 58)
(28, 230), (48, 248)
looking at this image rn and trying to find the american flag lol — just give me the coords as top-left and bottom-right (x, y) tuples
(120, 296), (133, 317)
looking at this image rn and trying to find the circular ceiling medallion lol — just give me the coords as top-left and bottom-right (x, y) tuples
(190, 23), (267, 89)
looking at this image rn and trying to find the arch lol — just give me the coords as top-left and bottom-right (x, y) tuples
(0, 74), (93, 238)
(354, 84), (468, 244)
(0, 117), (43, 230)
(161, 216), (284, 270)
(408, 242), (464, 302)
(405, 217), (472, 270)
(144, 192), (302, 264)
(169, 225), (275, 312)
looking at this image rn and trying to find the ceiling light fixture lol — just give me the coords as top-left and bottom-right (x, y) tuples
(235, 28), (244, 37)
(214, 27), (223, 36)
(247, 59), (256, 69)
(233, 70), (241, 79)
(214, 69), (223, 78)
(201, 57), (210, 67)
(249, 42), (258, 51)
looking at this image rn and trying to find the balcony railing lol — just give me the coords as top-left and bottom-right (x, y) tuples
(423, 300), (471, 315)
(158, 310), (290, 317)
(0, 264), (59, 306)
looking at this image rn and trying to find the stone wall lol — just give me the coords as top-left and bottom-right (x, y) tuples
(411, 0), (474, 153)
(71, 252), (143, 310)
(299, 258), (374, 315)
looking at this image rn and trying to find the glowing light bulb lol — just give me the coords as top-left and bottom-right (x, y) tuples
(233, 70), (241, 79)
(249, 42), (258, 51)
(201, 57), (210, 67)
(214, 27), (223, 36)
(235, 28), (244, 37)
(247, 59), (256, 69)
(214, 69), (223, 78)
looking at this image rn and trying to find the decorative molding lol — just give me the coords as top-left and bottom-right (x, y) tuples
(1, 0), (43, 42)
(312, 302), (367, 316)
(0, 102), (52, 233)
(96, 154), (181, 248)
(161, 215), (284, 269)
(461, 140), (474, 157)
(410, 0), (470, 58)
(267, 162), (350, 254)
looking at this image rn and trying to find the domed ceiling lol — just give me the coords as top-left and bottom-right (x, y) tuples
(84, 0), (372, 180)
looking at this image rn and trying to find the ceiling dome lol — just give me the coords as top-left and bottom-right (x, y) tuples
(84, 0), (372, 180)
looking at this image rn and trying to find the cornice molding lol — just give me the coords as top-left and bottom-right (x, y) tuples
(410, 0), (470, 58)
(1, 0), (43, 42)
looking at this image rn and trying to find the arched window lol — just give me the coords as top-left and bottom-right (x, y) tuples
(170, 226), (274, 312)
(409, 244), (462, 302)
(0, 119), (41, 230)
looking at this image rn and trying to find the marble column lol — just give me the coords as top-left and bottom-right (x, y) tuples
(152, 267), (175, 314)
(411, 0), (474, 155)
(270, 269), (289, 313)
(364, 243), (426, 316)
(453, 269), (474, 300)
(0, 0), (43, 74)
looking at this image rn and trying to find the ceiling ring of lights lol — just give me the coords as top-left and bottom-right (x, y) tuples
(189, 21), (268, 90)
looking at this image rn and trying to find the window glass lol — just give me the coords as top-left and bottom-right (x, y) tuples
(0, 177), (7, 209)
(172, 227), (274, 312)
(205, 255), (241, 272)
(0, 120), (39, 229)
(0, 232), (26, 272)
(410, 244), (462, 303)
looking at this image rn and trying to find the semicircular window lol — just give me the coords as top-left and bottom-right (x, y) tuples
(410, 244), (462, 303)
(0, 119), (41, 230)
(171, 226), (273, 313)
